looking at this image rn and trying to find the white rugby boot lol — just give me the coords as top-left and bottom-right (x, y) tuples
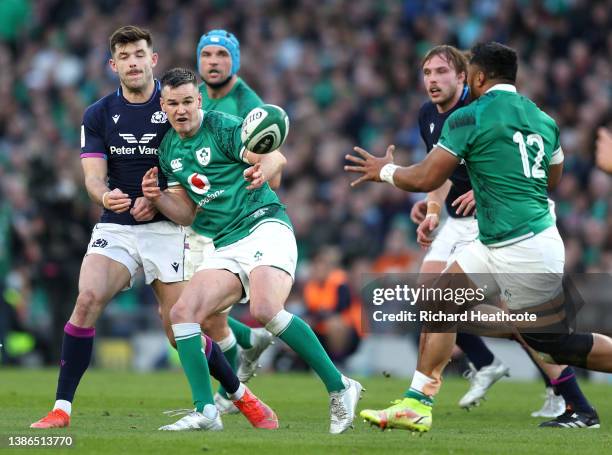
(159, 406), (223, 431)
(237, 328), (274, 382)
(531, 387), (565, 418)
(458, 360), (510, 409)
(329, 376), (364, 434)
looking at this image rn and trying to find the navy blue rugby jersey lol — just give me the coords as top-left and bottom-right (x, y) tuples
(417, 85), (471, 218)
(80, 81), (171, 225)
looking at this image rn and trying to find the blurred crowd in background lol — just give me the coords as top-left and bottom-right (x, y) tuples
(1, 0), (611, 366)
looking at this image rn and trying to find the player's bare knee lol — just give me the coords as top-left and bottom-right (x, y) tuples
(250, 301), (281, 325)
(169, 299), (195, 323)
(73, 289), (104, 322)
(200, 317), (213, 333)
(200, 315), (225, 337)
(204, 323), (229, 341)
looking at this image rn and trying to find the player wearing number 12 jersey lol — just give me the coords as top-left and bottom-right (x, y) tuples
(415, 45), (566, 417)
(348, 42), (612, 432)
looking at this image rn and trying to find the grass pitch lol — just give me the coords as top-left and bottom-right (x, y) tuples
(1, 368), (611, 454)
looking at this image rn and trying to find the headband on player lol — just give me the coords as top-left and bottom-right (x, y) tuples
(196, 29), (240, 76)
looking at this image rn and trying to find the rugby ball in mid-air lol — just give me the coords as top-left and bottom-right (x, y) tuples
(241, 104), (289, 154)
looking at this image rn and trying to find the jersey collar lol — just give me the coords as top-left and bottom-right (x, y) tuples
(485, 83), (517, 93)
(116, 80), (161, 105)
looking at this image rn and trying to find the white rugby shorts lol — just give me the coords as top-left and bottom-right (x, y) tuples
(86, 221), (185, 289)
(425, 198), (557, 266)
(196, 221), (297, 303)
(184, 227), (215, 280)
(424, 216), (479, 264)
(454, 226), (565, 310)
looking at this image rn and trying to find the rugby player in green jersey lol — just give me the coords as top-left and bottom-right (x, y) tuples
(346, 42), (612, 431)
(142, 68), (363, 434)
(191, 29), (279, 414)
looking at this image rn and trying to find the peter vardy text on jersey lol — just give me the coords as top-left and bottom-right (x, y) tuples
(109, 145), (158, 155)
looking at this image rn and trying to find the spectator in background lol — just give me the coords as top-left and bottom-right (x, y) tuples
(304, 247), (362, 365)
(372, 225), (421, 273)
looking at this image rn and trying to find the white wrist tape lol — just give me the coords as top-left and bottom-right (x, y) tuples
(550, 148), (564, 165)
(380, 164), (399, 186)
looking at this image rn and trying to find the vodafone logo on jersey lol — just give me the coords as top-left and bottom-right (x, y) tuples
(188, 173), (210, 195)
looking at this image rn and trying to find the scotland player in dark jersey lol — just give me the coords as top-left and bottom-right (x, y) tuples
(31, 26), (276, 431)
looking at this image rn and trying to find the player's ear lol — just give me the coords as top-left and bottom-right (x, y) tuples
(197, 93), (202, 109)
(478, 70), (486, 88)
(109, 58), (118, 74)
(151, 51), (158, 68)
(458, 70), (466, 85)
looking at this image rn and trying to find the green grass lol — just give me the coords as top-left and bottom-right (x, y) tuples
(1, 369), (611, 454)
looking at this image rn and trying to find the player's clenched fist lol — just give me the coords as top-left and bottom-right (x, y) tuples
(131, 196), (158, 222)
(102, 188), (131, 213)
(142, 167), (162, 201)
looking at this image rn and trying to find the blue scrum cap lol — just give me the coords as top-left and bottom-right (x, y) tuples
(196, 29), (240, 76)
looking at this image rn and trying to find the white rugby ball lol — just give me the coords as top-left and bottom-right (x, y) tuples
(241, 104), (289, 154)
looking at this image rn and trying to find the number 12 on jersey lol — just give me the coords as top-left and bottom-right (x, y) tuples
(513, 131), (546, 179)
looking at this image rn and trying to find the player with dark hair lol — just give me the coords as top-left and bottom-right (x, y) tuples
(414, 44), (566, 416)
(347, 41), (612, 431)
(143, 67), (362, 434)
(30, 26), (276, 431)
(413, 44), (513, 409)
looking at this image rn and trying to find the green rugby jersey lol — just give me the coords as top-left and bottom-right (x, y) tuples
(158, 110), (291, 248)
(193, 77), (266, 238)
(199, 77), (264, 118)
(437, 85), (562, 246)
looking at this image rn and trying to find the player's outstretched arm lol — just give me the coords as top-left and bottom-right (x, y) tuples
(141, 167), (196, 226)
(243, 150), (287, 190)
(82, 157), (131, 213)
(344, 145), (459, 192)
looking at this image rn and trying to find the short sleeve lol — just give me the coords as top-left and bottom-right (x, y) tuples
(204, 111), (246, 163)
(80, 106), (107, 159)
(436, 106), (477, 160)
